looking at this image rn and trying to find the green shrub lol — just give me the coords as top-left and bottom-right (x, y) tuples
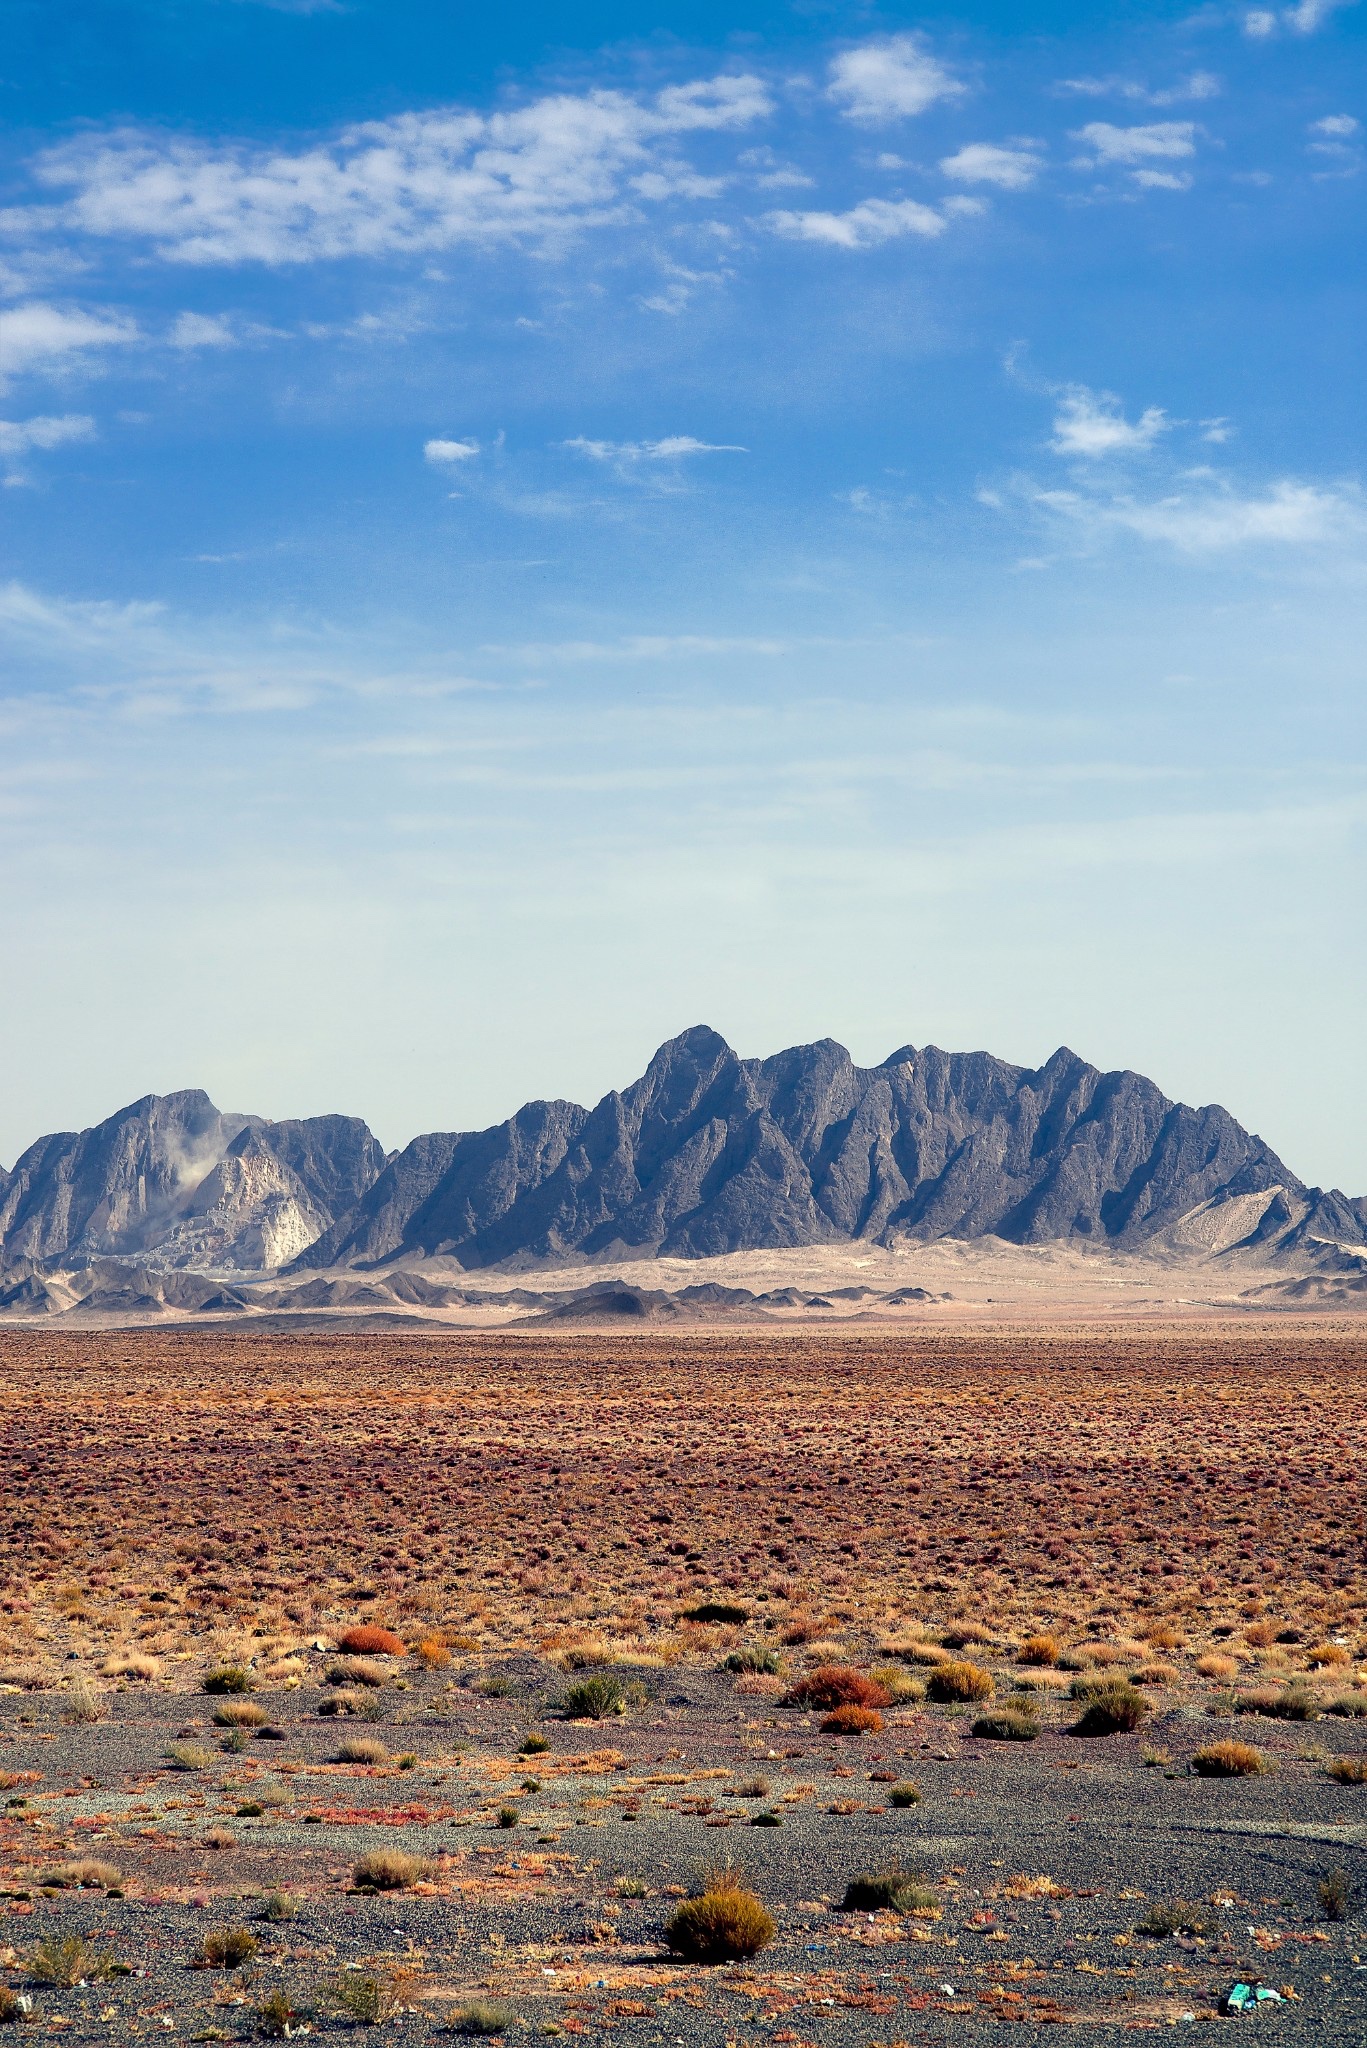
(972, 1706), (1039, 1740)
(25, 1934), (117, 1988)
(559, 1674), (625, 1720)
(1326, 1695), (1367, 1718)
(1319, 1868), (1351, 1922)
(724, 1647), (781, 1674)
(165, 1740), (214, 1770)
(203, 1666), (253, 1695)
(520, 1732), (551, 1754)
(889, 1781), (922, 1807)
(324, 1969), (413, 2025)
(254, 1987), (306, 2038)
(258, 1891), (298, 1923)
(1236, 1685), (1318, 1721)
(841, 1870), (937, 1914)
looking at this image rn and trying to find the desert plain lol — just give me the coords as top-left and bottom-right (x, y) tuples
(1, 1318), (1365, 2041)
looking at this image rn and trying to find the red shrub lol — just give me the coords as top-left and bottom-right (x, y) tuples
(783, 1665), (891, 1710)
(337, 1625), (405, 1656)
(822, 1703), (884, 1734)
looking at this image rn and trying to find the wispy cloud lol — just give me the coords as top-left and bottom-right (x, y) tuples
(827, 35), (965, 124)
(1020, 477), (1362, 555)
(1245, 0), (1357, 35)
(0, 301), (140, 386)
(940, 143), (1042, 190)
(15, 76), (772, 267)
(564, 435), (746, 462)
(767, 196), (973, 248)
(168, 311), (237, 349)
(1051, 387), (1168, 458)
(1055, 72), (1220, 105)
(1071, 121), (1197, 168)
(0, 413), (95, 483)
(424, 437), (480, 464)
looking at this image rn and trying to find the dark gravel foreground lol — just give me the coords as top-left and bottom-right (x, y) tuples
(2, 1665), (1365, 2044)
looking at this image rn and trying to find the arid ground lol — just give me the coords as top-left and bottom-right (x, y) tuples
(2, 1324), (1366, 2040)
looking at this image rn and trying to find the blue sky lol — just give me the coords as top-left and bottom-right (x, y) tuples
(1, 0), (1364, 1192)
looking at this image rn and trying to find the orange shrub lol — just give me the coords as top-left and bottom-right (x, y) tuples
(782, 1665), (891, 1711)
(821, 1703), (884, 1734)
(337, 1625), (405, 1656)
(926, 1661), (994, 1704)
(1018, 1635), (1060, 1667)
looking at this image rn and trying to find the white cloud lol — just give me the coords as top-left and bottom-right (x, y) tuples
(940, 143), (1041, 190)
(1051, 388), (1168, 458)
(0, 414), (96, 459)
(1072, 121), (1197, 166)
(0, 301), (140, 385)
(767, 196), (959, 248)
(563, 435), (746, 462)
(827, 36), (964, 124)
(168, 311), (236, 348)
(424, 437), (480, 464)
(1245, 0), (1356, 31)
(1018, 476), (1361, 555)
(1108, 481), (1357, 551)
(18, 75), (772, 266)
(1132, 169), (1192, 190)
(1312, 114), (1360, 135)
(1055, 72), (1219, 104)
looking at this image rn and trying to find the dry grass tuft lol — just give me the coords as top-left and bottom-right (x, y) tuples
(926, 1660), (994, 1704)
(1191, 1740), (1266, 1777)
(353, 1847), (426, 1891)
(1018, 1634), (1060, 1667)
(664, 1878), (775, 1963)
(336, 1734), (390, 1765)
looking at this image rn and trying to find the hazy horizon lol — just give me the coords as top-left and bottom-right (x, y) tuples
(2, 0), (1363, 1190)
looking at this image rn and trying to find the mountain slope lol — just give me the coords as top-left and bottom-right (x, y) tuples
(293, 1026), (1360, 1271)
(0, 1094), (385, 1270)
(3, 1029), (1361, 1277)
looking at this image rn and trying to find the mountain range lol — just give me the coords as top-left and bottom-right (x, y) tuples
(1, 1026), (1363, 1280)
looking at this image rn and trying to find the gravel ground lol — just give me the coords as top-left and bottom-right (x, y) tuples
(3, 1663), (1366, 2043)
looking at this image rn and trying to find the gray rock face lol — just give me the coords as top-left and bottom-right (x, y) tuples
(3, 1027), (1362, 1276)
(0, 1092), (386, 1270)
(291, 1025), (1364, 1270)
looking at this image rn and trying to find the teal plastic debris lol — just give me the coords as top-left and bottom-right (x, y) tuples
(1224, 1983), (1284, 2014)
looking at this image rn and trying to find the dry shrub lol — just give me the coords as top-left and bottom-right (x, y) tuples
(352, 1847), (426, 1891)
(101, 1651), (160, 1681)
(263, 1656), (305, 1684)
(1325, 1755), (1367, 1784)
(166, 1740), (214, 1770)
(1237, 1685), (1318, 1721)
(868, 1663), (925, 1703)
(1069, 1679), (1149, 1736)
(1191, 1740), (1266, 1778)
(327, 1657), (386, 1688)
(926, 1661), (993, 1704)
(1244, 1621), (1277, 1648)
(25, 1933), (116, 1987)
(782, 1665), (891, 1711)
(664, 1877), (775, 1963)
(735, 1671), (785, 1698)
(1308, 1643), (1352, 1669)
(1318, 1868), (1351, 1921)
(319, 1687), (370, 1716)
(325, 1965), (421, 2024)
(821, 1703), (884, 1734)
(61, 1677), (101, 1725)
(212, 1699), (267, 1728)
(1133, 1661), (1180, 1686)
(1137, 1899), (1215, 1939)
(337, 1625), (406, 1656)
(1018, 1634), (1060, 1668)
(416, 1637), (451, 1669)
(37, 1859), (120, 1890)
(941, 1622), (991, 1650)
(194, 1925), (258, 1969)
(1140, 1622), (1184, 1651)
(972, 1705), (1039, 1741)
(336, 1734), (389, 1765)
(201, 1826), (237, 1850)
(1004, 1873), (1070, 1899)
(1196, 1653), (1240, 1681)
